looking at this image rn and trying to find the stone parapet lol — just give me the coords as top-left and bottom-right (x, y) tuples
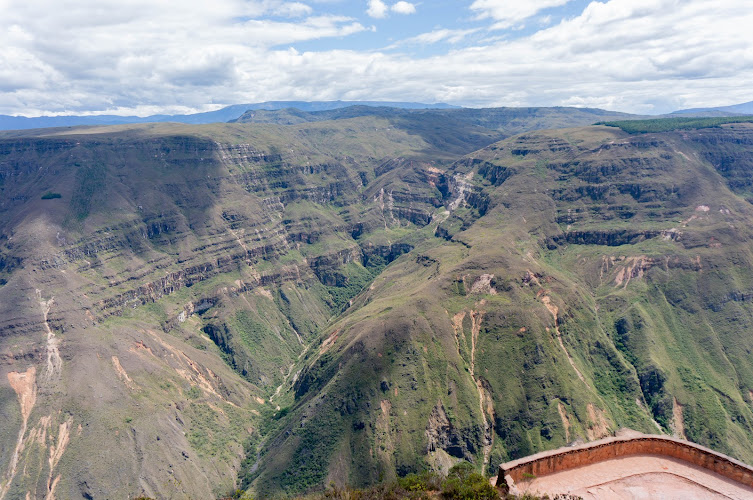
(498, 430), (753, 491)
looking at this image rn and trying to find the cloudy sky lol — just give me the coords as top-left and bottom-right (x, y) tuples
(1, 0), (751, 116)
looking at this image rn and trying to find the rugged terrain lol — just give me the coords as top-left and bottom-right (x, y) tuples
(2, 109), (753, 499)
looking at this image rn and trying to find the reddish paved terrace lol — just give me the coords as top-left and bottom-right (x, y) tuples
(497, 430), (753, 499)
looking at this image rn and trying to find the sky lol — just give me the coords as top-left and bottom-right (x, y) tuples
(1, 0), (751, 116)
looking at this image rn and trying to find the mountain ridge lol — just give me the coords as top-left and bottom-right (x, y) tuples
(672, 100), (753, 117)
(2, 115), (753, 498)
(0, 101), (459, 131)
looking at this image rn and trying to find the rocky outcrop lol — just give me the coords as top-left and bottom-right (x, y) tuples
(361, 242), (413, 267)
(425, 402), (480, 461)
(546, 229), (661, 248)
(203, 323), (255, 380)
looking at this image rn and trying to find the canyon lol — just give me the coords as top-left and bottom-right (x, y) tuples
(1, 110), (753, 498)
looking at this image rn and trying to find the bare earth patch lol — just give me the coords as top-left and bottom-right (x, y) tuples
(36, 290), (62, 381)
(673, 397), (687, 439)
(469, 274), (497, 295)
(585, 403), (611, 440)
(111, 356), (136, 390)
(1, 367), (37, 500)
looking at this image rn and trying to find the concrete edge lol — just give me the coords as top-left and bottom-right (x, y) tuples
(497, 431), (753, 492)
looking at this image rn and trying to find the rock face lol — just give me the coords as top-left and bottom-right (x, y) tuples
(425, 402), (479, 460)
(250, 122), (753, 496)
(3, 117), (753, 498)
(0, 116), (495, 499)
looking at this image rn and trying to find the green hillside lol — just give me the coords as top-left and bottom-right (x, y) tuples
(2, 112), (753, 498)
(599, 115), (753, 133)
(248, 122), (753, 495)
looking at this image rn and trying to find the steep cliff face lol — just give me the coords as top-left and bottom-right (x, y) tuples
(248, 123), (753, 495)
(0, 118), (466, 499)
(3, 117), (753, 498)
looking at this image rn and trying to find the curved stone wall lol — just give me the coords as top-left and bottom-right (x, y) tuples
(498, 431), (753, 491)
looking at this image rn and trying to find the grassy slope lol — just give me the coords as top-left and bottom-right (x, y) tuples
(4, 115), (753, 498)
(0, 115), (493, 498)
(233, 106), (641, 160)
(248, 123), (753, 496)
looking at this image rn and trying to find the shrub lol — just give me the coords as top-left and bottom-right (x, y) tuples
(397, 471), (443, 492)
(441, 462), (499, 500)
(41, 192), (62, 199)
(217, 491), (254, 500)
(447, 462), (475, 482)
(274, 407), (290, 420)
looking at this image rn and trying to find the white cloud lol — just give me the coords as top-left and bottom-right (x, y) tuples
(389, 28), (479, 48)
(308, 0), (753, 113)
(367, 1), (416, 19)
(273, 2), (313, 17)
(470, 0), (572, 28)
(1, 0), (752, 116)
(366, 0), (389, 18)
(391, 1), (416, 15)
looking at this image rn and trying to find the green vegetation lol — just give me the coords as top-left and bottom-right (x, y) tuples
(441, 462), (499, 500)
(397, 471), (443, 492)
(4, 112), (753, 498)
(185, 402), (251, 462)
(598, 116), (753, 134)
(186, 385), (202, 399)
(235, 105), (636, 160)
(270, 403), (345, 493)
(252, 119), (753, 494)
(70, 160), (106, 220)
(41, 191), (62, 199)
(233, 462), (574, 499)
(325, 262), (383, 312)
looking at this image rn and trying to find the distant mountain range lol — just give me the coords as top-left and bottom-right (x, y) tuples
(3, 99), (751, 132)
(0, 101), (459, 131)
(672, 100), (753, 116)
